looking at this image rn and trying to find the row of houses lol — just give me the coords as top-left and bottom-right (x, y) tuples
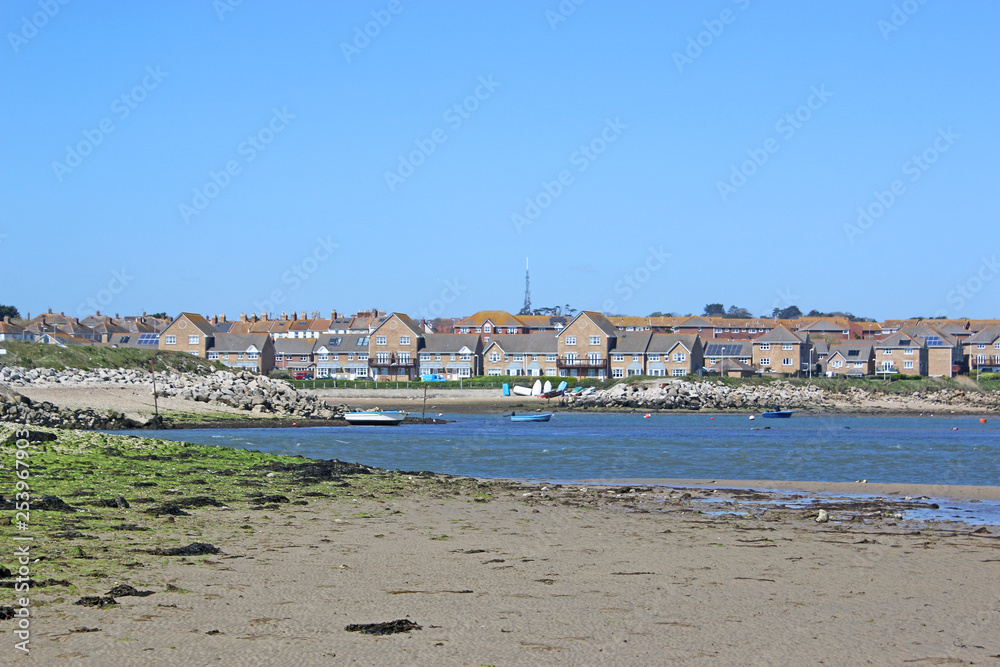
(6, 307), (1000, 380)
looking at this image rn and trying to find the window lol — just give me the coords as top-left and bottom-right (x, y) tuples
(612, 354), (624, 362)
(489, 352), (500, 362)
(318, 353), (328, 361)
(587, 352), (601, 364)
(648, 355), (660, 362)
(483, 324), (491, 333)
(347, 353), (354, 361)
(831, 359), (843, 369)
(420, 354), (431, 361)
(237, 353), (243, 360)
(976, 354), (986, 365)
(359, 354), (368, 361)
(188, 335), (199, 345)
(782, 357), (793, 366)
(223, 353), (229, 360)
(249, 353), (258, 360)
(376, 352), (389, 364)
(512, 354), (523, 362)
(782, 344), (793, 351)
(356, 367), (368, 377)
(187, 350), (199, 356)
(903, 360), (914, 369)
(399, 336), (410, 345)
(672, 352), (686, 362)
(995, 342), (1000, 349)
(633, 354), (641, 361)
(208, 352), (219, 360)
(487, 368), (502, 376)
(545, 354), (556, 362)
(398, 353), (410, 364)
(884, 349), (892, 355)
(165, 335), (176, 345)
(460, 353), (470, 361)
(612, 368), (624, 378)
(565, 336), (576, 346)
(375, 335), (387, 345)
(672, 368), (686, 376)
(904, 348), (914, 355)
(759, 343), (770, 351)
(435, 353), (441, 361)
(589, 335), (600, 345)
(760, 358), (770, 366)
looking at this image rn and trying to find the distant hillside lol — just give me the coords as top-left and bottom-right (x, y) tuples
(0, 341), (227, 373)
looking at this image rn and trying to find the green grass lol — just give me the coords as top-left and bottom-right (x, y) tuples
(0, 341), (227, 373)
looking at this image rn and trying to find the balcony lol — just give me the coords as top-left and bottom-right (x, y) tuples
(368, 355), (416, 368)
(557, 356), (607, 369)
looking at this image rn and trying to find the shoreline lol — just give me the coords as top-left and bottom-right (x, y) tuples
(3, 423), (999, 664)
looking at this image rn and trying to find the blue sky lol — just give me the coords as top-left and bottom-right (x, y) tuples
(2, 0), (998, 322)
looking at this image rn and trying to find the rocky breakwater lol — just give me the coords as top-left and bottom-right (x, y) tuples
(155, 370), (342, 419)
(0, 383), (149, 429)
(0, 366), (344, 424)
(566, 379), (830, 412)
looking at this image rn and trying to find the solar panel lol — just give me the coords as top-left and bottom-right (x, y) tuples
(137, 333), (159, 346)
(847, 349), (859, 357)
(925, 336), (944, 347)
(119, 335), (130, 344)
(329, 337), (342, 346)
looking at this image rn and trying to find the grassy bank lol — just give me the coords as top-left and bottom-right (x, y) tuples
(0, 341), (225, 373)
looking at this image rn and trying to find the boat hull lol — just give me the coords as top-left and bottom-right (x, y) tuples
(510, 413), (552, 422)
(761, 410), (794, 418)
(344, 411), (407, 425)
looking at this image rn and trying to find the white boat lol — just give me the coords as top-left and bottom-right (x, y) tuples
(511, 385), (533, 396)
(531, 379), (542, 396)
(343, 409), (407, 425)
(543, 380), (552, 393)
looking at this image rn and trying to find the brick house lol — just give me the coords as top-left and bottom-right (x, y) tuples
(826, 342), (875, 376)
(874, 331), (927, 376)
(159, 313), (217, 357)
(314, 333), (369, 379)
(609, 332), (652, 378)
(752, 326), (813, 375)
(964, 327), (1000, 372)
(454, 310), (528, 336)
(273, 338), (317, 374)
(418, 334), (483, 379)
(481, 333), (558, 376)
(702, 341), (753, 368)
(369, 313), (424, 380)
(646, 334), (703, 377)
(556, 312), (618, 379)
(208, 333), (275, 374)
(0, 317), (29, 341)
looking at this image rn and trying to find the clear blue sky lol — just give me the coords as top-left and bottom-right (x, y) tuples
(2, 1), (998, 321)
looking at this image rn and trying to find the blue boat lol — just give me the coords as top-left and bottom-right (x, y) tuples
(761, 410), (794, 418)
(510, 413), (552, 422)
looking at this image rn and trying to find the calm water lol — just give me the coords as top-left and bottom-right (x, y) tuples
(118, 413), (999, 488)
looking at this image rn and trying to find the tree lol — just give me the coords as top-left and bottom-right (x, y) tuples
(0, 304), (20, 319)
(703, 303), (725, 317)
(148, 312), (168, 319)
(726, 305), (752, 318)
(771, 305), (802, 319)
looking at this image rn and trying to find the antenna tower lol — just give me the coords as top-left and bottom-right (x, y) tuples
(519, 258), (532, 315)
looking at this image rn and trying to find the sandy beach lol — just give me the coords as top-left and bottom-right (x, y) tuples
(3, 430), (998, 665)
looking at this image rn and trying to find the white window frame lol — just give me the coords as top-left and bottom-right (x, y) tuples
(399, 336), (410, 345)
(375, 335), (387, 345)
(565, 336), (576, 346)
(760, 358), (771, 366)
(782, 357), (793, 366)
(759, 343), (770, 351)
(589, 335), (600, 345)
(165, 335), (176, 345)
(903, 360), (914, 369)
(208, 352), (219, 360)
(672, 368), (686, 376)
(612, 354), (624, 362)
(782, 343), (793, 351)
(612, 368), (624, 378)
(188, 335), (199, 345)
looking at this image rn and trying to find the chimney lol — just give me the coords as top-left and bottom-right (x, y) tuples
(280, 312), (288, 321)
(260, 312), (267, 321)
(332, 309), (338, 320)
(3, 316), (9, 323)
(96, 310), (101, 316)
(48, 308), (53, 314)
(300, 312), (307, 320)
(219, 314), (226, 323)
(240, 313), (247, 322)
(212, 315), (218, 325)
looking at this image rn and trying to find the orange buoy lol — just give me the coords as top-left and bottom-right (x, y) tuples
(643, 413), (651, 418)
(952, 427), (958, 431)
(710, 416), (714, 420)
(980, 418), (987, 424)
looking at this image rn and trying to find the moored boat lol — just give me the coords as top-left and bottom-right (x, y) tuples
(761, 410), (794, 418)
(343, 409), (407, 425)
(510, 412), (552, 422)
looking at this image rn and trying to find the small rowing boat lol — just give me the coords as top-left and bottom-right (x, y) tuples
(510, 412), (552, 422)
(761, 410), (794, 418)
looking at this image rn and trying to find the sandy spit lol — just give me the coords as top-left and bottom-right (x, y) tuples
(7, 482), (1000, 665)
